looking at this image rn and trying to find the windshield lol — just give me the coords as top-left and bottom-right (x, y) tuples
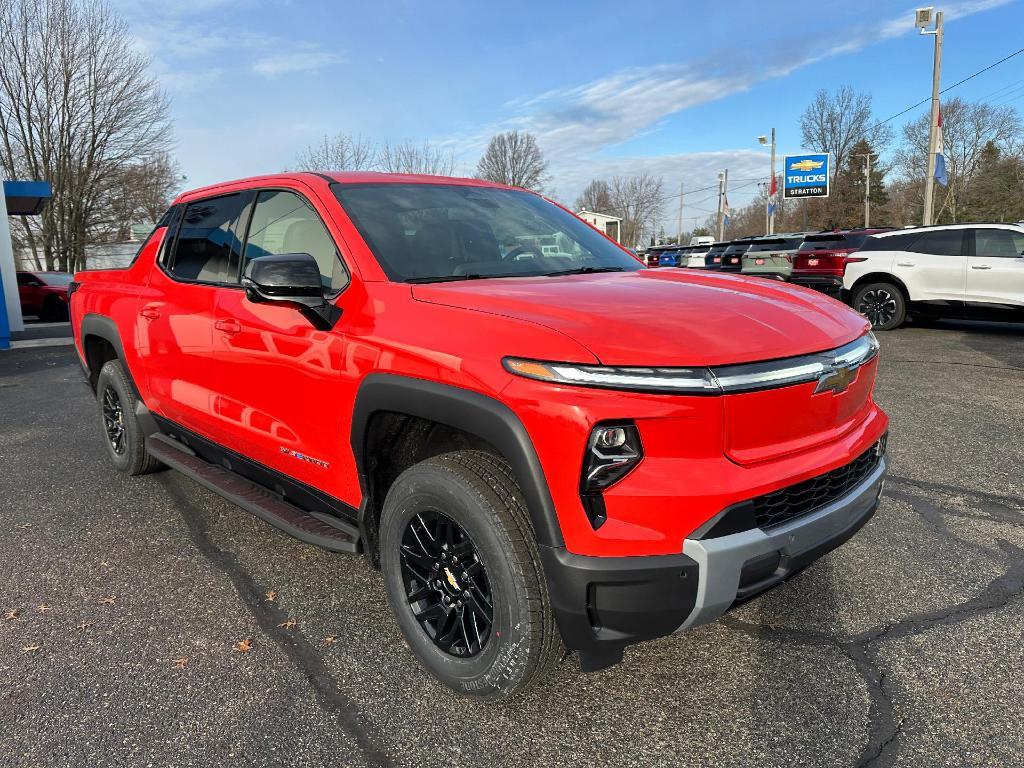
(331, 183), (643, 282)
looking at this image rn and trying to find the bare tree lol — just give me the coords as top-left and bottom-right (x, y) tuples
(377, 140), (455, 176)
(293, 132), (377, 171)
(894, 98), (1022, 222)
(800, 87), (892, 181)
(475, 131), (547, 191)
(0, 0), (173, 272)
(574, 179), (614, 213)
(608, 174), (664, 248)
(101, 153), (184, 240)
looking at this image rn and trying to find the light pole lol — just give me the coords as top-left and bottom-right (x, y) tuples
(758, 129), (776, 234)
(716, 170), (728, 241)
(916, 7), (943, 226)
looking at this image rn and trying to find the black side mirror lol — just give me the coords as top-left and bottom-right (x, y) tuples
(242, 253), (341, 330)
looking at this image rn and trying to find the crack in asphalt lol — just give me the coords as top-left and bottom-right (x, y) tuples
(882, 358), (1024, 372)
(722, 482), (1024, 768)
(158, 474), (395, 768)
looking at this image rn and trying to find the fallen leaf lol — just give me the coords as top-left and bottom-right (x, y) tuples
(21, 644), (41, 654)
(322, 635), (338, 647)
(265, 591), (277, 602)
(172, 657), (188, 669)
(77, 622), (93, 632)
(233, 638), (253, 653)
(278, 619), (296, 630)
(3, 610), (18, 621)
(98, 596), (117, 605)
(38, 604), (52, 614)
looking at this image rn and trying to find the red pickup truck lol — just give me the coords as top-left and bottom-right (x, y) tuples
(70, 172), (888, 700)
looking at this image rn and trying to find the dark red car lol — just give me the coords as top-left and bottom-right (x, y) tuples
(17, 271), (73, 321)
(70, 173), (888, 700)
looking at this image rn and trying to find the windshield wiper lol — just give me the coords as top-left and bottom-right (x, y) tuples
(543, 266), (625, 277)
(405, 273), (530, 284)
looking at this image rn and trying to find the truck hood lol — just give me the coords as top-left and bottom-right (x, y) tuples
(411, 270), (869, 367)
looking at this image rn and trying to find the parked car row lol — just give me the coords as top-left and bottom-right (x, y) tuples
(639, 222), (1024, 329)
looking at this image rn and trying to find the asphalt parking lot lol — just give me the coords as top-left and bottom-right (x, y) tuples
(1, 320), (1022, 768)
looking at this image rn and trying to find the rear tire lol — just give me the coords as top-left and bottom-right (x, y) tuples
(853, 281), (906, 331)
(379, 451), (562, 701)
(95, 359), (163, 476)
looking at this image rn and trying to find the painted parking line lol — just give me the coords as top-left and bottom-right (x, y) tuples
(22, 321), (71, 329)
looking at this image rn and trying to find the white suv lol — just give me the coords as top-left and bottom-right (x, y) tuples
(843, 224), (1024, 330)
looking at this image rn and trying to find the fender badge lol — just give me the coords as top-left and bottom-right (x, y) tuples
(279, 447), (330, 469)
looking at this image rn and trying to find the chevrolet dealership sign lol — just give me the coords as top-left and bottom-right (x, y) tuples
(782, 153), (830, 199)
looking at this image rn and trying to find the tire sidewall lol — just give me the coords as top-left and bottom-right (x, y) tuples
(379, 465), (534, 700)
(854, 282), (906, 331)
(96, 361), (142, 473)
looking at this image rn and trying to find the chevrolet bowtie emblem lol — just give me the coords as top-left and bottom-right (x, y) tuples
(790, 159), (825, 172)
(814, 364), (857, 394)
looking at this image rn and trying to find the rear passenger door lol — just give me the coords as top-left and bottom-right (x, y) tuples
(211, 185), (356, 500)
(966, 228), (1024, 311)
(893, 229), (966, 305)
(137, 192), (251, 438)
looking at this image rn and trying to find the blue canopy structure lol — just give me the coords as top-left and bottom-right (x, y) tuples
(1, 179), (53, 348)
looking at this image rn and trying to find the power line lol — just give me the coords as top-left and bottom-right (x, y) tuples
(877, 45), (1024, 125)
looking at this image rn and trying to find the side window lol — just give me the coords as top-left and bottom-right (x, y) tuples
(17, 274), (41, 287)
(243, 190), (348, 295)
(974, 229), (1024, 258)
(909, 230), (963, 257)
(168, 194), (247, 283)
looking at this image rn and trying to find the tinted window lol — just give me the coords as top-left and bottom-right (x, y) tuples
(910, 229), (963, 256)
(169, 195), (246, 282)
(39, 273), (73, 286)
(17, 273), (41, 286)
(862, 233), (916, 251)
(974, 229), (1024, 258)
(332, 184), (642, 282)
(748, 239), (788, 253)
(243, 190), (348, 294)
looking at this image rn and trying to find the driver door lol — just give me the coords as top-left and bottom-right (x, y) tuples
(211, 184), (357, 500)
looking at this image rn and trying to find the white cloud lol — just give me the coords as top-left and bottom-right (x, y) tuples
(252, 51), (347, 77)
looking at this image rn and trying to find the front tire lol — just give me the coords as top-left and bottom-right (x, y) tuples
(853, 281), (906, 331)
(95, 359), (163, 475)
(379, 451), (562, 701)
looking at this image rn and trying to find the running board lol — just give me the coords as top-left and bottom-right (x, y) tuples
(147, 434), (360, 553)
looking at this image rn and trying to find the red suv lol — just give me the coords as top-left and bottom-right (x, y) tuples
(70, 173), (888, 700)
(790, 229), (893, 297)
(17, 271), (73, 321)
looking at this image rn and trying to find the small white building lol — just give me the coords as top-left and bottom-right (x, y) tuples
(577, 210), (622, 243)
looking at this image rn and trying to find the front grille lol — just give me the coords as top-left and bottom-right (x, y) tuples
(751, 440), (883, 529)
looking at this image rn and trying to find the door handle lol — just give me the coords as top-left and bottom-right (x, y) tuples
(896, 261), (915, 267)
(215, 318), (242, 335)
(140, 305), (161, 320)
(971, 264), (992, 270)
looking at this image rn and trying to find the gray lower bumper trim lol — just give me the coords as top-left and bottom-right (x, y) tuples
(677, 457), (887, 630)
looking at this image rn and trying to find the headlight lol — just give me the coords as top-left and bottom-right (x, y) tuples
(503, 358), (717, 394)
(579, 422), (643, 529)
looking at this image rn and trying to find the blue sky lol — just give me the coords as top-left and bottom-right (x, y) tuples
(119, 0), (1023, 225)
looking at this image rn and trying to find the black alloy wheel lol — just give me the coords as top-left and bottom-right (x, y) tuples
(400, 510), (493, 657)
(857, 288), (897, 327)
(101, 385), (127, 455)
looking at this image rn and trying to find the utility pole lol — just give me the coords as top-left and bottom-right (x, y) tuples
(918, 8), (944, 226)
(716, 170), (728, 241)
(769, 128), (776, 234)
(863, 153), (871, 228)
(676, 182), (684, 245)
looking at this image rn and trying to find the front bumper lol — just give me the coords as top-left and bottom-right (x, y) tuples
(678, 456), (885, 629)
(542, 455), (886, 667)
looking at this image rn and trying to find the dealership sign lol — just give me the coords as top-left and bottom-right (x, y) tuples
(783, 153), (830, 199)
